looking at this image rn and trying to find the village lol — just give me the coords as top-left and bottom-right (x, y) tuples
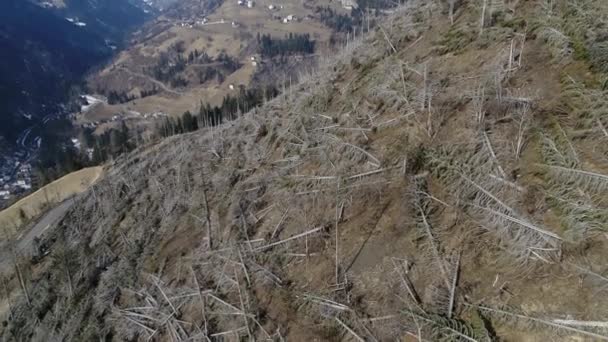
(0, 153), (33, 205)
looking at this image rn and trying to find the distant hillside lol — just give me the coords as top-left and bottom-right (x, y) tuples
(0, 0), (149, 144)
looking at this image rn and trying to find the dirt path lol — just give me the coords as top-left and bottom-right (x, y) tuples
(0, 199), (75, 273)
(118, 66), (183, 95)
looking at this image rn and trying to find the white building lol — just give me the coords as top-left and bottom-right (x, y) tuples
(15, 180), (31, 190)
(268, 4), (275, 10)
(71, 138), (81, 150)
(341, 0), (358, 10)
(247, 0), (254, 8)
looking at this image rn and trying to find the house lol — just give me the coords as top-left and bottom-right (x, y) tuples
(229, 84), (235, 90)
(247, 0), (254, 8)
(15, 180), (31, 190)
(237, 0), (244, 5)
(268, 4), (275, 10)
(252, 61), (258, 67)
(284, 14), (296, 23)
(340, 0), (358, 10)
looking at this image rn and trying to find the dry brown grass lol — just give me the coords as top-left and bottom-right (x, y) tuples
(0, 167), (103, 234)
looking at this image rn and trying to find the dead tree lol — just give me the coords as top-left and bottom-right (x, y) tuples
(2, 275), (13, 320)
(11, 249), (31, 307)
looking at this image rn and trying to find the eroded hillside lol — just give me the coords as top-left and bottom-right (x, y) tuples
(3, 0), (608, 340)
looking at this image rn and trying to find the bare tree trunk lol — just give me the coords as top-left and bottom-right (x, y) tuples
(335, 178), (341, 285)
(421, 63), (428, 111)
(12, 251), (30, 307)
(367, 6), (370, 33)
(480, 0), (487, 36)
(202, 188), (212, 250)
(63, 253), (74, 298)
(2, 277), (13, 320)
(449, 0), (455, 25)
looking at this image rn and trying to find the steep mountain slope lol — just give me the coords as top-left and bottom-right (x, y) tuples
(3, 0), (608, 341)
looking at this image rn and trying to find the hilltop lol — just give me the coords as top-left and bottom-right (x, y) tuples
(3, 0), (608, 340)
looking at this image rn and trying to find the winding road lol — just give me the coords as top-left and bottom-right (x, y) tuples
(0, 199), (75, 273)
(118, 66), (184, 95)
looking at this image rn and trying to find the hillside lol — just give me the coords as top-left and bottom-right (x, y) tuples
(0, 0), (149, 143)
(0, 166), (103, 234)
(3, 0), (608, 341)
(81, 0), (352, 129)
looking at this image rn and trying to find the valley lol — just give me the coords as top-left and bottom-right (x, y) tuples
(0, 0), (152, 206)
(0, 0), (363, 208)
(83, 0), (353, 126)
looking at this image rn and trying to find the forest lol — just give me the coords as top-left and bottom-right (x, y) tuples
(257, 33), (316, 58)
(158, 85), (279, 138)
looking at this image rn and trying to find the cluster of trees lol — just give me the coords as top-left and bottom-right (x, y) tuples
(355, 0), (397, 10)
(107, 90), (136, 104)
(148, 53), (188, 86)
(99, 87), (158, 104)
(157, 111), (199, 137)
(89, 122), (135, 163)
(316, 6), (360, 32)
(157, 85), (279, 138)
(196, 52), (241, 84)
(148, 48), (242, 88)
(257, 33), (316, 58)
(34, 121), (135, 186)
(187, 49), (213, 63)
(140, 86), (159, 98)
(34, 119), (88, 186)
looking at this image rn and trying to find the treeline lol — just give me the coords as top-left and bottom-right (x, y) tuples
(140, 86), (159, 98)
(34, 121), (135, 186)
(107, 90), (136, 105)
(148, 53), (188, 85)
(257, 33), (315, 58)
(187, 49), (212, 64)
(34, 119), (87, 186)
(147, 47), (241, 88)
(100, 86), (158, 104)
(355, 0), (397, 10)
(88, 122), (135, 163)
(196, 52), (242, 84)
(158, 85), (279, 138)
(316, 6), (360, 32)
